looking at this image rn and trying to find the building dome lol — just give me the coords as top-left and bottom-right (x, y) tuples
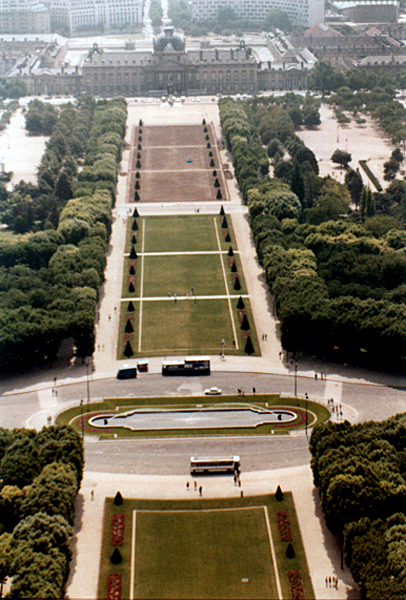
(154, 23), (185, 52)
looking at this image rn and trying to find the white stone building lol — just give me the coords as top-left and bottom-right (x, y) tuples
(0, 0), (50, 34)
(51, 0), (144, 36)
(188, 0), (325, 28)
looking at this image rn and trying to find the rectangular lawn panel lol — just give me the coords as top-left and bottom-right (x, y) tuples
(140, 299), (235, 354)
(134, 508), (277, 599)
(142, 124), (211, 147)
(143, 215), (218, 253)
(143, 253), (226, 297)
(138, 170), (219, 203)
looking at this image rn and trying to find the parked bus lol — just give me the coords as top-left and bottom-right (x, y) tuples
(190, 456), (240, 475)
(162, 356), (210, 376)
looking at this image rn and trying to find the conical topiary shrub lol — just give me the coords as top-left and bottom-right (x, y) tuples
(135, 171), (140, 179)
(114, 491), (123, 505)
(205, 134), (209, 140)
(209, 150), (213, 157)
(125, 320), (134, 333)
(214, 178), (220, 188)
(217, 190), (222, 200)
(237, 296), (245, 309)
(231, 261), (237, 273)
(139, 128), (142, 134)
(228, 246), (234, 257)
(128, 281), (135, 293)
(139, 118), (143, 126)
(129, 264), (136, 275)
(131, 235), (137, 245)
(111, 548), (122, 564)
(241, 314), (250, 330)
(138, 136), (142, 142)
(275, 485), (283, 501)
(221, 217), (228, 229)
(135, 180), (140, 190)
(133, 207), (139, 218)
(124, 341), (133, 357)
(136, 160), (141, 169)
(244, 336), (254, 355)
(207, 142), (211, 148)
(128, 301), (135, 312)
(137, 143), (142, 150)
(130, 246), (137, 259)
(137, 152), (141, 159)
(202, 118), (206, 125)
(220, 205), (225, 216)
(213, 170), (217, 177)
(225, 232), (231, 242)
(134, 190), (140, 201)
(233, 276), (241, 290)
(132, 220), (139, 231)
(210, 159), (215, 167)
(286, 543), (295, 559)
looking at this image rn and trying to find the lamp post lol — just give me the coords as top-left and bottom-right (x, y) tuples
(294, 361), (298, 400)
(86, 359), (90, 411)
(305, 395), (308, 439)
(80, 399), (84, 443)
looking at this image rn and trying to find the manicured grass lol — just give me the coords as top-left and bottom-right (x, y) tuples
(119, 213), (259, 358)
(137, 298), (235, 353)
(142, 215), (219, 253)
(135, 508), (276, 599)
(98, 493), (315, 600)
(142, 253), (226, 297)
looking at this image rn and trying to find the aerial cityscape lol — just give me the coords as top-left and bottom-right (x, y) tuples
(1, 0), (406, 598)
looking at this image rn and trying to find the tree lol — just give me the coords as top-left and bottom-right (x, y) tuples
(331, 149), (352, 169)
(263, 8), (292, 32)
(345, 169), (363, 208)
(308, 60), (345, 97)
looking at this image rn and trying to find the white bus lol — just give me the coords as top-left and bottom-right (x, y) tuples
(190, 456), (240, 475)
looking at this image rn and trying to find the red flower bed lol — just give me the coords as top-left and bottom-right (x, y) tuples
(287, 569), (305, 600)
(276, 510), (292, 541)
(111, 514), (125, 546)
(107, 573), (122, 600)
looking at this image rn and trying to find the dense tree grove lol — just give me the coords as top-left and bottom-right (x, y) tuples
(310, 416), (406, 599)
(0, 425), (83, 598)
(0, 97), (127, 374)
(219, 96), (406, 370)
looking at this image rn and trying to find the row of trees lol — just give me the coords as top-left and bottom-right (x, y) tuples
(219, 97), (406, 370)
(310, 416), (406, 599)
(0, 425), (83, 598)
(0, 97), (127, 373)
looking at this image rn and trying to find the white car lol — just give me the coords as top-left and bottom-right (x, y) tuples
(204, 387), (222, 395)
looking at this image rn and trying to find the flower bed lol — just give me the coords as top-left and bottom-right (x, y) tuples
(276, 510), (292, 541)
(111, 514), (125, 546)
(287, 569), (305, 599)
(107, 573), (122, 600)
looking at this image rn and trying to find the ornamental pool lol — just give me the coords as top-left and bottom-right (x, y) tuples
(89, 407), (297, 431)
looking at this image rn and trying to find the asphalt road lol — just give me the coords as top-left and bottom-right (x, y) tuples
(2, 370), (406, 475)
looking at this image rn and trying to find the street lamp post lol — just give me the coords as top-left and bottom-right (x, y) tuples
(305, 395), (308, 439)
(294, 361), (298, 399)
(80, 399), (84, 443)
(86, 360), (90, 411)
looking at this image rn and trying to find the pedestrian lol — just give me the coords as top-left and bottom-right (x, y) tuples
(305, 393), (308, 399)
(55, 389), (58, 397)
(91, 490), (94, 500)
(253, 387), (256, 394)
(238, 388), (241, 395)
(199, 485), (202, 496)
(97, 344), (100, 351)
(234, 474), (237, 486)
(194, 481), (197, 491)
(328, 576), (331, 587)
(238, 477), (241, 487)
(114, 306), (117, 313)
(51, 388), (54, 396)
(325, 576), (328, 587)
(108, 314), (111, 321)
(265, 334), (267, 341)
(315, 373), (318, 380)
(186, 481), (189, 490)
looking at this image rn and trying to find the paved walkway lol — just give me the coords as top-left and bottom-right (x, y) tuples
(65, 101), (360, 599)
(67, 466), (358, 600)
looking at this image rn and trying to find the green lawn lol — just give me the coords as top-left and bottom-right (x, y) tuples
(98, 494), (315, 600)
(119, 214), (259, 358)
(142, 215), (219, 253)
(142, 254), (226, 297)
(138, 299), (236, 353)
(135, 508), (277, 599)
